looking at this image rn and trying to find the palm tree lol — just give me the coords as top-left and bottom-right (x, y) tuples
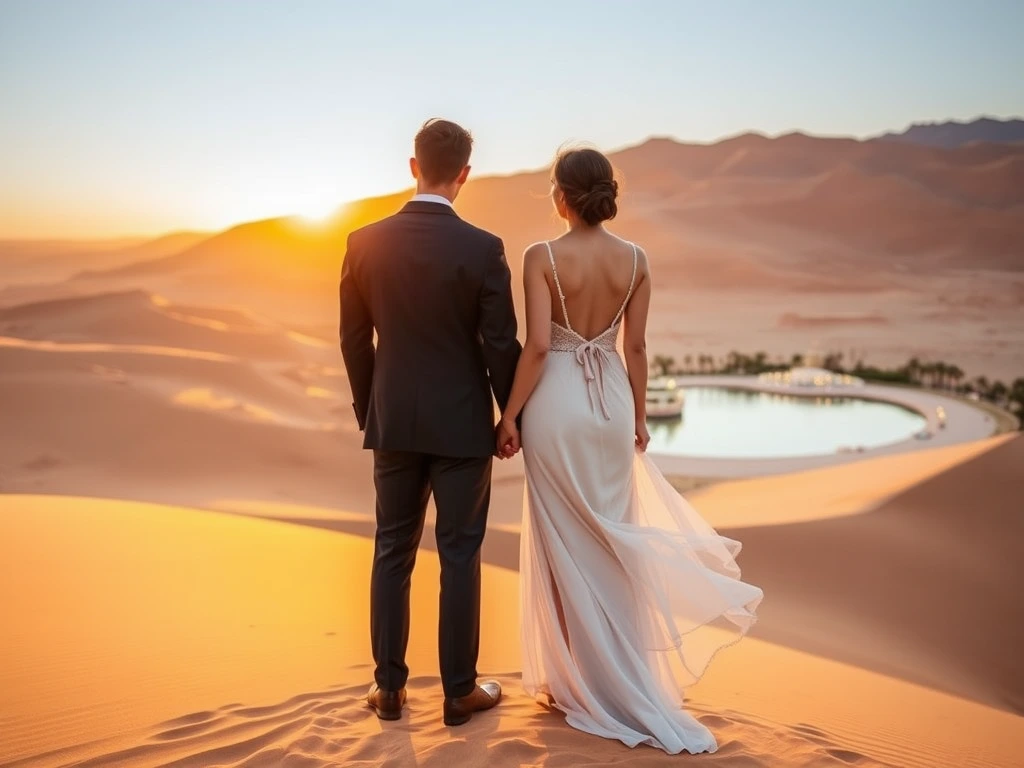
(1010, 378), (1024, 425)
(683, 354), (693, 374)
(919, 363), (935, 389)
(651, 355), (675, 377)
(947, 365), (964, 392)
(905, 357), (922, 385)
(790, 353), (804, 368)
(973, 376), (990, 397)
(1012, 377), (1024, 402)
(989, 380), (1009, 404)
(822, 352), (843, 372)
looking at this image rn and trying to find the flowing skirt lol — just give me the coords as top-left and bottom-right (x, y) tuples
(520, 350), (763, 754)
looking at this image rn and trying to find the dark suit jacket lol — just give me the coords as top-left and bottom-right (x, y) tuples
(340, 200), (522, 458)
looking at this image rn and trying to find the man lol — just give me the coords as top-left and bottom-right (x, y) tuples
(340, 118), (521, 726)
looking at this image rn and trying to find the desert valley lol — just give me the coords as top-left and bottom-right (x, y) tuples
(2, 119), (1023, 768)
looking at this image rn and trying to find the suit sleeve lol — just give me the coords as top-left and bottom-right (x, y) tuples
(339, 234), (375, 430)
(479, 238), (522, 412)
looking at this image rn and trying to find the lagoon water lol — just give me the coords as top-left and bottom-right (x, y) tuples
(648, 386), (928, 459)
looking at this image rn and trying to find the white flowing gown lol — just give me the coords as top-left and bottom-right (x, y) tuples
(519, 241), (763, 754)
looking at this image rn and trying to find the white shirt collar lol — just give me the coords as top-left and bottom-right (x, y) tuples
(411, 193), (453, 208)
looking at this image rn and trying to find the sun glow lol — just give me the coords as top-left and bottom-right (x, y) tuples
(293, 197), (343, 223)
(202, 176), (358, 232)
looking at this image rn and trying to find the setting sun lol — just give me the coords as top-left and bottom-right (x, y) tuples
(290, 189), (346, 222)
(202, 178), (348, 232)
(294, 201), (341, 223)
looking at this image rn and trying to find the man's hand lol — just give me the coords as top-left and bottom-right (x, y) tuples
(495, 418), (521, 459)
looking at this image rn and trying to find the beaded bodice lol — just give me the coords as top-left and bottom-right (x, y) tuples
(549, 321), (618, 353)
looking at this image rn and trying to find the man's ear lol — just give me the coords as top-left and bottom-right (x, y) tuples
(409, 157), (420, 180)
(456, 165), (470, 185)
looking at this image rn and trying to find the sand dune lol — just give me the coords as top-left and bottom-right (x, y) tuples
(0, 341), (366, 510)
(0, 289), (332, 361)
(18, 132), (1022, 289)
(1, 277), (1018, 766)
(3, 132), (1023, 377)
(88, 218), (344, 281)
(0, 232), (209, 284)
(2, 128), (1023, 766)
(709, 435), (1024, 713)
(3, 436), (1022, 768)
(0, 288), (364, 513)
(2, 340), (1021, 765)
(737, 164), (1022, 261)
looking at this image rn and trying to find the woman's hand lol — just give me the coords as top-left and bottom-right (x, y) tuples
(635, 418), (650, 452)
(496, 417), (521, 459)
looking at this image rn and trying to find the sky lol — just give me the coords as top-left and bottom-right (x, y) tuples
(1, 0), (1022, 239)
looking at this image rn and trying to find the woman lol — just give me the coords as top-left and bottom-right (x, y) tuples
(497, 147), (763, 754)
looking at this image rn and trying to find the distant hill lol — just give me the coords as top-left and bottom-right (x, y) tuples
(0, 288), (325, 360)
(46, 130), (1022, 332)
(3, 127), (1022, 382)
(0, 231), (211, 284)
(878, 117), (1024, 148)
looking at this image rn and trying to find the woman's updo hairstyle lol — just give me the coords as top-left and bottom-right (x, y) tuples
(553, 147), (618, 226)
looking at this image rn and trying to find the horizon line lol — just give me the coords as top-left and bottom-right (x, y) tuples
(3, 113), (1021, 242)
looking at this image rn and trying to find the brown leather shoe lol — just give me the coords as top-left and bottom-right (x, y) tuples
(367, 683), (406, 721)
(443, 680), (501, 726)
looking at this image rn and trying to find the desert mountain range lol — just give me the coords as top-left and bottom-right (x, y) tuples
(2, 119), (1022, 382)
(878, 116), (1024, 148)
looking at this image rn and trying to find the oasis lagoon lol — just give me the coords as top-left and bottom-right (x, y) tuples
(648, 386), (928, 460)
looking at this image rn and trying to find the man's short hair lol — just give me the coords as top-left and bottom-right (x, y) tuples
(414, 119), (473, 184)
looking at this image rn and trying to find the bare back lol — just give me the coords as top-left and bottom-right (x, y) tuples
(545, 233), (640, 341)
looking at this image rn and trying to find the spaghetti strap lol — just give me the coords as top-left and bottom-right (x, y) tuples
(545, 241), (573, 333)
(611, 242), (639, 327)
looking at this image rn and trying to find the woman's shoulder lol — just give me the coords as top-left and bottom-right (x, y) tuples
(606, 231), (644, 253)
(614, 235), (649, 271)
(596, 232), (648, 269)
(523, 241), (553, 269)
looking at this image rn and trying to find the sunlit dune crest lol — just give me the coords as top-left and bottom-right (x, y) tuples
(0, 289), (338, 362)
(0, 335), (236, 362)
(172, 387), (280, 423)
(304, 385), (336, 399)
(210, 499), (372, 522)
(280, 363), (347, 384)
(287, 330), (332, 348)
(690, 434), (1015, 528)
(162, 309), (232, 331)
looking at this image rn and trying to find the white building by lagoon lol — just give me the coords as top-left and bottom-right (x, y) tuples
(757, 366), (865, 389)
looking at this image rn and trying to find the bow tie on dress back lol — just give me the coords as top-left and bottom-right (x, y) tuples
(543, 239), (639, 423)
(575, 339), (612, 420)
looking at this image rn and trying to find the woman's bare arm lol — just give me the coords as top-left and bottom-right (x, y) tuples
(623, 247), (652, 449)
(497, 244), (552, 454)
